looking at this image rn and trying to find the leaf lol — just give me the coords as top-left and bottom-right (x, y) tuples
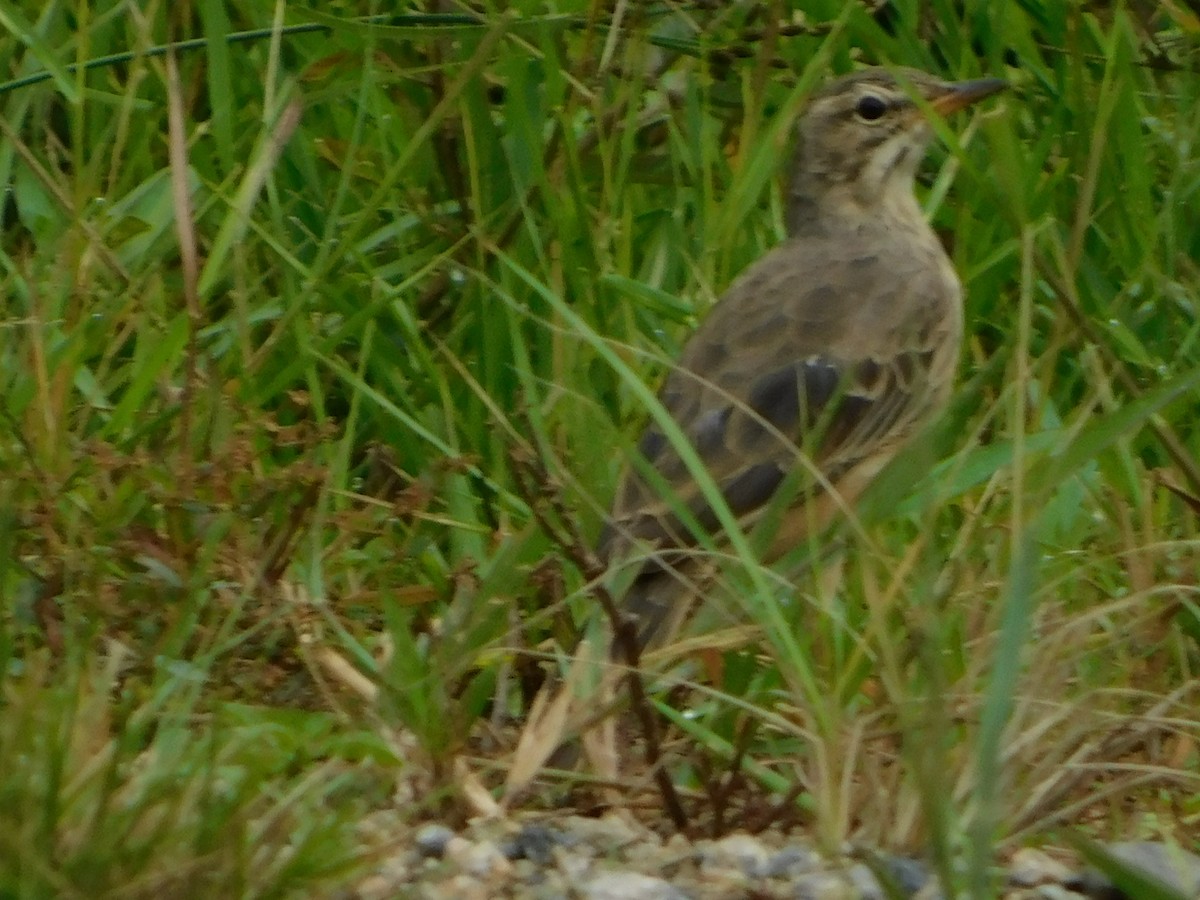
(1030, 365), (1200, 494)
(0, 1), (80, 103)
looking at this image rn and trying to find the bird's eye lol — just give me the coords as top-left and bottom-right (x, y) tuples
(854, 94), (888, 122)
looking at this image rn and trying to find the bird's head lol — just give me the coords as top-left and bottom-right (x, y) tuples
(787, 68), (1006, 229)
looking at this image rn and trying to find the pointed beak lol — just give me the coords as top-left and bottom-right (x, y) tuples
(929, 78), (1008, 115)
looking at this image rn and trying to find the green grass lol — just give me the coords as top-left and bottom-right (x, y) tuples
(2, 1), (1199, 896)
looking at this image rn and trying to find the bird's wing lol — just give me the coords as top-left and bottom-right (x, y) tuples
(598, 232), (960, 567)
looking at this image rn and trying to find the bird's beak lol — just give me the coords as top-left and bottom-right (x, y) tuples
(930, 78), (1008, 115)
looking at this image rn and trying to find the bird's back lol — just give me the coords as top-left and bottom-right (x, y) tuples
(600, 214), (963, 647)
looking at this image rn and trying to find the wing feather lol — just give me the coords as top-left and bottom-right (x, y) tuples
(599, 231), (961, 572)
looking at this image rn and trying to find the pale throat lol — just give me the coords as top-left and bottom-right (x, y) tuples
(786, 134), (936, 240)
(848, 134), (931, 229)
(810, 174), (934, 244)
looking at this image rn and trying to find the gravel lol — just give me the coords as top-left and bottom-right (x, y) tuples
(353, 812), (1197, 899)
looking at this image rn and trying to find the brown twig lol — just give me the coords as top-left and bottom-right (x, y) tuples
(743, 780), (809, 835)
(714, 715), (760, 835)
(508, 438), (688, 829)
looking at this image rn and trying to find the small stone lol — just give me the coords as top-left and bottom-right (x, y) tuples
(793, 871), (859, 900)
(443, 836), (472, 863)
(503, 823), (564, 864)
(662, 832), (694, 858)
(414, 823), (455, 859)
(699, 832), (772, 878)
(556, 849), (594, 883)
(880, 855), (931, 896)
(354, 874), (392, 900)
(847, 863), (886, 899)
(422, 874), (489, 900)
(638, 832), (693, 877)
(764, 844), (821, 878)
(581, 871), (691, 900)
(1007, 848), (1074, 887)
(445, 837), (513, 879)
(1067, 841), (1200, 899)
(551, 814), (640, 852)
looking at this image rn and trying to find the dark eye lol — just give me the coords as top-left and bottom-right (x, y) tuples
(855, 94), (888, 122)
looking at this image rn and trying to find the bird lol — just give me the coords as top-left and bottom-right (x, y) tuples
(506, 66), (1006, 800)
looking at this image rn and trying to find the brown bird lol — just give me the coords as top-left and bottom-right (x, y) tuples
(507, 67), (1006, 799)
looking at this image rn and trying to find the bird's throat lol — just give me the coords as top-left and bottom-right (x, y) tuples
(785, 175), (927, 241)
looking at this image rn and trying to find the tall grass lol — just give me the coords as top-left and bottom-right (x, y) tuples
(1, 1), (1197, 895)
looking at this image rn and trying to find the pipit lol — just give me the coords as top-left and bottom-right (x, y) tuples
(507, 67), (1006, 799)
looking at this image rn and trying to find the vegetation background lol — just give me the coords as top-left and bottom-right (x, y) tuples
(1, 0), (1197, 896)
